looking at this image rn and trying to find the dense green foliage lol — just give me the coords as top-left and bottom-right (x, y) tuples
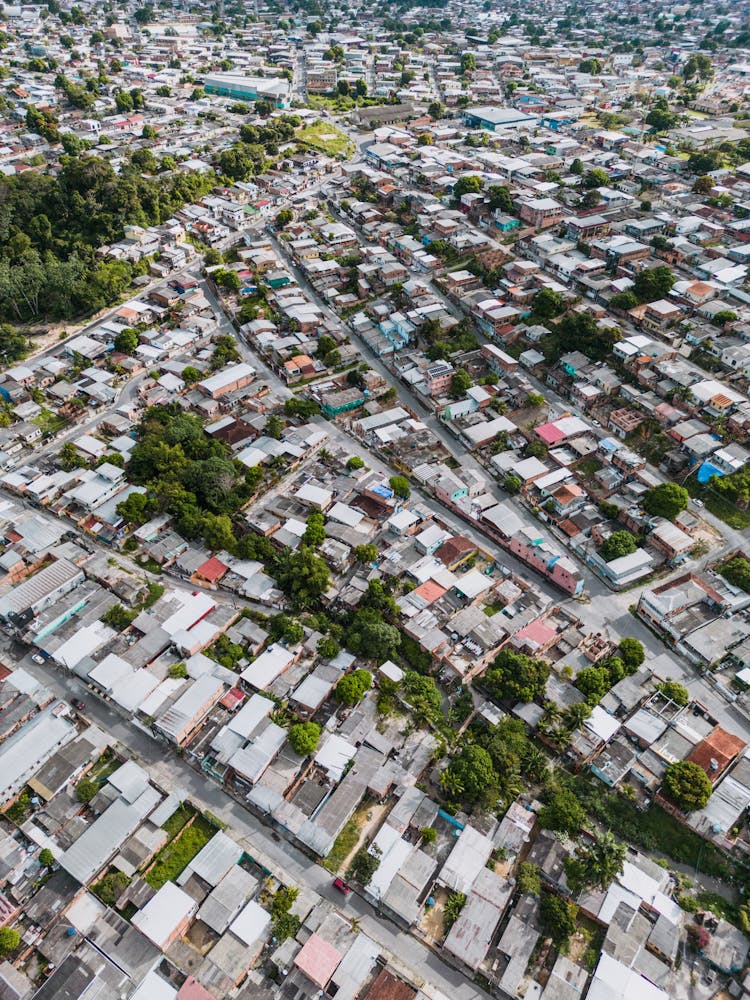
(335, 669), (372, 705)
(288, 722), (321, 755)
(540, 890), (578, 948)
(663, 760), (713, 812)
(0, 156), (215, 323)
(484, 648), (550, 704)
(719, 555), (750, 594)
(642, 481), (689, 519)
(565, 830), (627, 895)
(599, 529), (637, 562)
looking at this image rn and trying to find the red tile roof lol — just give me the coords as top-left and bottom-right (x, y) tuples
(195, 556), (229, 583)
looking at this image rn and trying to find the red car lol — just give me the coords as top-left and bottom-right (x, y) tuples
(333, 878), (351, 896)
(71, 698), (86, 712)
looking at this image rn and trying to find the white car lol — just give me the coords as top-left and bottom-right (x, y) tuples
(31, 654), (45, 665)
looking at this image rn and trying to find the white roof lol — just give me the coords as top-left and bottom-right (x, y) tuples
(226, 693), (274, 739)
(229, 899), (270, 946)
(132, 882), (197, 950)
(584, 705), (621, 743)
(327, 502), (364, 528)
(198, 362), (255, 394)
(240, 643), (294, 690)
(161, 591), (216, 637)
(455, 569), (491, 600)
(131, 971), (178, 1000)
(387, 509), (419, 531)
(295, 483), (333, 507)
(588, 953), (667, 1000)
(315, 733), (357, 781)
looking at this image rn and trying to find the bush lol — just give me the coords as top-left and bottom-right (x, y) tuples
(539, 890), (577, 948)
(420, 826), (437, 844)
(95, 870), (130, 906)
(389, 475), (410, 499)
(346, 456), (364, 470)
(168, 662), (188, 679)
(39, 848), (55, 868)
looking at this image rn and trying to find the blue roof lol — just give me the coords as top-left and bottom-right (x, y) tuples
(372, 484), (394, 498)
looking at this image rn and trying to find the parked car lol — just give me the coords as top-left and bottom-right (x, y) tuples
(333, 878), (351, 896)
(71, 698), (86, 712)
(31, 654), (44, 665)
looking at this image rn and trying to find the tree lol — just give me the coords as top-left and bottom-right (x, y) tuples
(663, 760), (712, 812)
(345, 611), (401, 661)
(578, 57), (602, 74)
(656, 680), (689, 706)
(487, 184), (513, 213)
(720, 556), (750, 594)
(202, 513), (236, 552)
(531, 288), (565, 320)
(485, 649), (550, 704)
(102, 603), (137, 631)
(76, 777), (99, 804)
(60, 441), (83, 471)
(266, 414), (285, 439)
(428, 101), (445, 120)
(516, 862), (541, 896)
(182, 365), (202, 385)
(441, 745), (498, 805)
(116, 491), (150, 526)
(527, 393), (546, 409)
(565, 830), (627, 895)
(346, 456), (364, 470)
(570, 157), (584, 175)
(273, 547), (330, 610)
(354, 543), (378, 564)
(389, 475), (410, 499)
(450, 369), (472, 398)
(420, 826), (437, 844)
(694, 175), (714, 195)
(402, 670), (442, 726)
(0, 928), (20, 956)
(96, 871), (130, 906)
(504, 473), (522, 495)
(453, 175), (482, 198)
(582, 167), (610, 189)
(633, 265), (675, 304)
(575, 665), (612, 703)
(317, 635), (340, 659)
(610, 290), (638, 311)
(646, 102), (678, 131)
(348, 845), (381, 885)
(336, 669), (372, 705)
(39, 848), (55, 868)
(538, 786), (585, 836)
(288, 722), (321, 756)
(540, 890), (578, 948)
(599, 530), (637, 562)
(114, 328), (138, 354)
(580, 189), (601, 208)
(303, 510), (326, 548)
(276, 207), (293, 228)
(642, 481), (688, 519)
(168, 662), (188, 679)
(618, 638), (645, 669)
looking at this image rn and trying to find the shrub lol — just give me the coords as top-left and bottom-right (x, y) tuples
(288, 722), (321, 756)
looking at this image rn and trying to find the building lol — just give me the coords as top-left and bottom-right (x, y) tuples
(462, 106), (537, 131)
(197, 363), (256, 399)
(204, 73), (290, 107)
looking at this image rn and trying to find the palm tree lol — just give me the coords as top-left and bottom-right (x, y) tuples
(565, 830), (626, 895)
(439, 769), (464, 798)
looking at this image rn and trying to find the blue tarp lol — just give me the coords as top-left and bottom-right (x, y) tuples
(697, 461), (724, 484)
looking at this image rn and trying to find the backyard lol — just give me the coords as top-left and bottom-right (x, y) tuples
(144, 812), (216, 889)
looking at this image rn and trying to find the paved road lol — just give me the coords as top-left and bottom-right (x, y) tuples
(15, 648), (496, 1000)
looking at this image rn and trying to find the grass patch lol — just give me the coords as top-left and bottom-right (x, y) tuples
(161, 804), (195, 838)
(686, 473), (750, 530)
(145, 814), (215, 889)
(297, 121), (354, 159)
(88, 750), (122, 783)
(484, 604), (501, 617)
(570, 774), (733, 879)
(695, 890), (739, 925)
(32, 408), (67, 436)
(323, 817), (360, 873)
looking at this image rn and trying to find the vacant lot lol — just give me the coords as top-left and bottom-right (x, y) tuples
(297, 122), (354, 158)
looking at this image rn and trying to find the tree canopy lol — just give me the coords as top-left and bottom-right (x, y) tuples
(485, 648), (550, 704)
(663, 760), (712, 812)
(335, 669), (372, 705)
(565, 830), (627, 895)
(642, 481), (689, 519)
(288, 722), (321, 755)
